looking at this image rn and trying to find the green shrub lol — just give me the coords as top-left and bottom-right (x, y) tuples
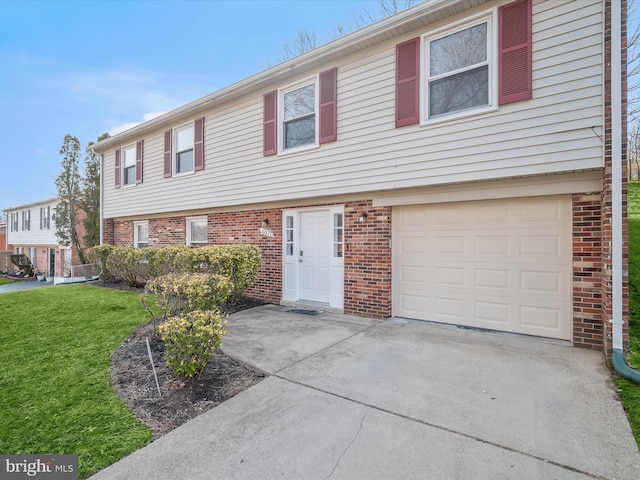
(145, 272), (233, 317)
(159, 310), (227, 378)
(87, 244), (115, 281)
(89, 243), (261, 299)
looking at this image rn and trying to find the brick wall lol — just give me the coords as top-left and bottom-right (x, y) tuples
(344, 200), (392, 318)
(572, 194), (604, 349)
(601, 0), (629, 353)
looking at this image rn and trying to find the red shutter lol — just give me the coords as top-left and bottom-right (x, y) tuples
(395, 37), (420, 128)
(114, 149), (121, 188)
(319, 67), (337, 144)
(194, 116), (205, 171)
(135, 140), (144, 184)
(499, 0), (532, 105)
(164, 129), (172, 178)
(263, 90), (277, 156)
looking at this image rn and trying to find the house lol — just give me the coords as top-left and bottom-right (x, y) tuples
(0, 220), (6, 251)
(92, 0), (627, 353)
(3, 198), (86, 280)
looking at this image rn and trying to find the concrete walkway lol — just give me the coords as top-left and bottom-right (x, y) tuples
(91, 305), (640, 479)
(0, 279), (54, 294)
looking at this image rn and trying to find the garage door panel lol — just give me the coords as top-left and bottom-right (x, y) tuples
(393, 196), (572, 340)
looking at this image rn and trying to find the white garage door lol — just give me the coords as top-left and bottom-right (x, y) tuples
(393, 196), (572, 340)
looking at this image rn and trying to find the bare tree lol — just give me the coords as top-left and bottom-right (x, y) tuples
(629, 0), (640, 123)
(280, 29), (317, 61)
(279, 0), (420, 61)
(629, 122), (640, 180)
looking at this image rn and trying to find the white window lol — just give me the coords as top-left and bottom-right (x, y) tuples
(122, 144), (136, 186)
(280, 79), (318, 151)
(175, 124), (194, 174)
(285, 216), (294, 256)
(186, 217), (207, 246)
(134, 221), (149, 248)
(10, 213), (18, 232)
(333, 213), (343, 258)
(40, 206), (51, 229)
(423, 15), (494, 122)
(30, 247), (36, 268)
(21, 210), (30, 231)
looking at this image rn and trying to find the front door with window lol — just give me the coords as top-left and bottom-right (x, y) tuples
(283, 207), (344, 309)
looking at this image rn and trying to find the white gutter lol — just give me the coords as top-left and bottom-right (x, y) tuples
(611, 0), (623, 351)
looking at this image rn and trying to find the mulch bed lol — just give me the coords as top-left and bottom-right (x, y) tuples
(104, 281), (267, 440)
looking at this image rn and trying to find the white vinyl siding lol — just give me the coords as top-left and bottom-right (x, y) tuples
(6, 201), (59, 246)
(102, 0), (603, 219)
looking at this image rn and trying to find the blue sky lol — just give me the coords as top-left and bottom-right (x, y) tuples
(0, 0), (386, 213)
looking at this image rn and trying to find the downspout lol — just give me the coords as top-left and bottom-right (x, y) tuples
(95, 148), (103, 245)
(610, 0), (640, 384)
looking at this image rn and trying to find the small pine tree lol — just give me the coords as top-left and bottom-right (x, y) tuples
(54, 134), (86, 264)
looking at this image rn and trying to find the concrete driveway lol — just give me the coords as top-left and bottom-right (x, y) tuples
(92, 305), (640, 479)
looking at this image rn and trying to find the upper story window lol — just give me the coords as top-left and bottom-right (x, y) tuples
(282, 81), (317, 150)
(21, 210), (30, 231)
(122, 144), (137, 186)
(10, 213), (18, 232)
(175, 124), (194, 174)
(134, 221), (149, 248)
(263, 68), (337, 157)
(395, 0), (531, 128)
(115, 140), (143, 188)
(164, 117), (204, 178)
(426, 20), (490, 119)
(40, 206), (51, 229)
(186, 216), (207, 246)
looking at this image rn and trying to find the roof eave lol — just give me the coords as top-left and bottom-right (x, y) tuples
(91, 0), (464, 152)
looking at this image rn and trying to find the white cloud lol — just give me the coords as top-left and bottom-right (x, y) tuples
(108, 111), (167, 136)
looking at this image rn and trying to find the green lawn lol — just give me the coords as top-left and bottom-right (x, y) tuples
(620, 181), (640, 448)
(0, 277), (15, 285)
(0, 284), (152, 478)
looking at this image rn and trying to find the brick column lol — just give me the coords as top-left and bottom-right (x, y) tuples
(343, 200), (392, 319)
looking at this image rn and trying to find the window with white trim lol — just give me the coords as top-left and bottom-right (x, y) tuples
(30, 247), (36, 268)
(280, 79), (318, 151)
(134, 221), (149, 248)
(423, 15), (493, 121)
(285, 216), (294, 256)
(10, 213), (18, 232)
(21, 210), (30, 231)
(175, 124), (194, 174)
(40, 206), (51, 229)
(333, 213), (343, 258)
(186, 217), (207, 246)
(122, 144), (136, 186)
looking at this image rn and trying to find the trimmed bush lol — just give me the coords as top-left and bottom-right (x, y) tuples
(159, 310), (227, 378)
(90, 244), (261, 300)
(87, 245), (115, 281)
(145, 272), (233, 317)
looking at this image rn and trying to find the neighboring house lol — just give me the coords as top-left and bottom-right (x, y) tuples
(93, 0), (627, 353)
(3, 198), (85, 279)
(0, 220), (6, 251)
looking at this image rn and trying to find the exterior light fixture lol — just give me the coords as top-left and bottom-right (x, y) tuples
(359, 212), (368, 223)
(261, 218), (269, 228)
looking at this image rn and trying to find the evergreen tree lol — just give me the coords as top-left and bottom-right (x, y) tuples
(54, 134), (85, 263)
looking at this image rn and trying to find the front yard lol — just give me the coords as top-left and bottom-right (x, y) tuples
(0, 284), (152, 478)
(619, 181), (640, 447)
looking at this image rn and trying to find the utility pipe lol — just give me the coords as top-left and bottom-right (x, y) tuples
(610, 0), (640, 384)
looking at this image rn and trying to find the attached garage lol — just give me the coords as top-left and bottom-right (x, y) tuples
(392, 196), (572, 340)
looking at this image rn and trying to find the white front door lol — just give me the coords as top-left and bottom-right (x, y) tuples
(282, 207), (344, 308)
(300, 211), (330, 303)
